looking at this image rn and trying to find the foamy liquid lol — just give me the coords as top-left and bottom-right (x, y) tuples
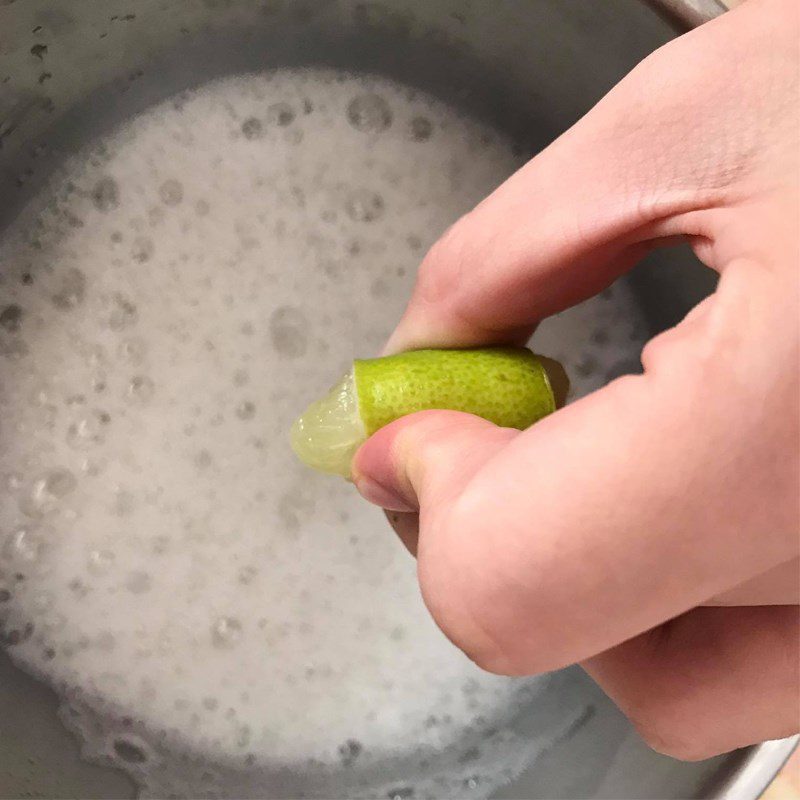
(0, 69), (645, 798)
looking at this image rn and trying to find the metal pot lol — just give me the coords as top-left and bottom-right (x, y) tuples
(0, 1), (795, 798)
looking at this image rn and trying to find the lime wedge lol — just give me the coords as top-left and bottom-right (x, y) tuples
(291, 347), (568, 477)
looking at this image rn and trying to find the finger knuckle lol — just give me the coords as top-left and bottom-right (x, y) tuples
(634, 721), (717, 763)
(628, 698), (720, 762)
(418, 492), (539, 678)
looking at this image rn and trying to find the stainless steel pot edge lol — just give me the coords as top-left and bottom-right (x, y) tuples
(714, 738), (800, 800)
(644, 0), (731, 30)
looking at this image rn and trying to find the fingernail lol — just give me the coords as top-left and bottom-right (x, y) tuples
(353, 476), (417, 512)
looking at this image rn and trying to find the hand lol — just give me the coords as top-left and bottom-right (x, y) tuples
(352, 0), (799, 761)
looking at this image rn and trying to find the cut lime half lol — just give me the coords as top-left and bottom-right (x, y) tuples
(290, 347), (568, 477)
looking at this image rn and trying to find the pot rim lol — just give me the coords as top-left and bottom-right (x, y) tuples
(710, 738), (799, 800)
(644, 0), (731, 30)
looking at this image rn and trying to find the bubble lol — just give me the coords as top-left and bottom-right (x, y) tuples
(96, 631), (117, 652)
(118, 337), (147, 364)
(0, 614), (34, 647)
(289, 185), (306, 208)
(235, 400), (256, 421)
(151, 535), (169, 555)
(158, 178), (184, 206)
(111, 488), (136, 516)
(68, 578), (90, 599)
(283, 128), (304, 145)
(408, 116), (433, 141)
(458, 746), (481, 763)
(211, 616), (243, 649)
(277, 487), (315, 534)
(232, 368), (249, 387)
(87, 549), (115, 576)
(125, 571), (152, 594)
(108, 293), (138, 330)
(575, 355), (598, 378)
(0, 333), (29, 359)
(112, 737), (148, 764)
(266, 102), (295, 127)
(202, 697), (219, 711)
(347, 93), (392, 132)
(370, 277), (390, 297)
(236, 724), (251, 748)
(319, 258), (341, 279)
(237, 565), (258, 585)
(131, 236), (155, 263)
(194, 449), (213, 470)
(82, 342), (107, 369)
(51, 267), (86, 310)
(148, 206), (165, 227)
(64, 211), (85, 230)
(80, 457), (106, 477)
(66, 410), (110, 450)
(2, 525), (45, 564)
(126, 375), (155, 405)
(241, 117), (264, 140)
(20, 468), (77, 517)
(345, 189), (384, 222)
(91, 176), (120, 211)
(0, 304), (24, 332)
(268, 306), (308, 358)
(338, 738), (363, 767)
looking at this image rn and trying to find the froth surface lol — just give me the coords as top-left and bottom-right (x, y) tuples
(0, 69), (644, 798)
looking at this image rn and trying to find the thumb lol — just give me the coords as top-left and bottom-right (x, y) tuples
(352, 411), (517, 513)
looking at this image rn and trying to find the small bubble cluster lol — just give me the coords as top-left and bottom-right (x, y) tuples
(126, 375), (155, 405)
(19, 468), (77, 518)
(211, 616), (243, 649)
(91, 177), (120, 211)
(66, 410), (110, 450)
(345, 189), (385, 223)
(51, 267), (86, 310)
(159, 179), (184, 206)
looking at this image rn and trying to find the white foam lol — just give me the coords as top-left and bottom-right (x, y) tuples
(0, 68), (643, 797)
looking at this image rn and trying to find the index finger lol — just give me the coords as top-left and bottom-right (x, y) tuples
(384, 0), (787, 353)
